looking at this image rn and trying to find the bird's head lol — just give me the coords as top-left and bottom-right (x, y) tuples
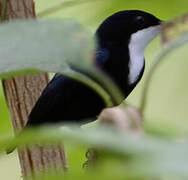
(96, 10), (161, 48)
(95, 10), (162, 96)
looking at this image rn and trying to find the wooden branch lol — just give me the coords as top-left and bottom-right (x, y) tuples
(0, 0), (68, 179)
(161, 13), (188, 44)
(99, 106), (143, 134)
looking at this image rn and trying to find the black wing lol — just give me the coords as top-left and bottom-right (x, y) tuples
(27, 73), (105, 126)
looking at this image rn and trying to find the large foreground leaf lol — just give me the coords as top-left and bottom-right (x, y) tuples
(0, 19), (94, 77)
(2, 125), (188, 178)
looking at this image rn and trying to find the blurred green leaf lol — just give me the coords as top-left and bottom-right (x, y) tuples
(62, 69), (114, 107)
(69, 65), (124, 105)
(37, 0), (98, 18)
(3, 125), (188, 178)
(0, 19), (93, 77)
(36, 0), (188, 28)
(0, 83), (12, 135)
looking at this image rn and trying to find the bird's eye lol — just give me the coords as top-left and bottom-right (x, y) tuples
(135, 16), (145, 25)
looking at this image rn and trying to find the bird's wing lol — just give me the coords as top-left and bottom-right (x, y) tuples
(27, 74), (72, 126)
(27, 73), (105, 126)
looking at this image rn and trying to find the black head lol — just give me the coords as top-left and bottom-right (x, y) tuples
(96, 10), (161, 47)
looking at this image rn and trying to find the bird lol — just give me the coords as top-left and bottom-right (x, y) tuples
(27, 10), (161, 126)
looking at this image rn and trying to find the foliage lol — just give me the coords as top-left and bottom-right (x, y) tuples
(0, 0), (188, 180)
(35, 0), (188, 27)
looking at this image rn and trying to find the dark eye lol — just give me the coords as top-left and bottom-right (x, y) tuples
(135, 16), (145, 25)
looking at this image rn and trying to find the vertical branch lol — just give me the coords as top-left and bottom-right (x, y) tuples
(0, 0), (68, 179)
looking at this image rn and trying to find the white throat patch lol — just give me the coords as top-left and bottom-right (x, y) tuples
(128, 25), (161, 84)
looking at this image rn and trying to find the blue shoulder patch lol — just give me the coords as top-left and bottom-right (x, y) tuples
(95, 49), (110, 65)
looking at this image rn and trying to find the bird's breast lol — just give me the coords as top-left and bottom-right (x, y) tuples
(128, 39), (145, 84)
(128, 47), (145, 84)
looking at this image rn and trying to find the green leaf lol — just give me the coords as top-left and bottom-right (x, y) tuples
(0, 19), (93, 78)
(36, 0), (188, 27)
(62, 69), (114, 107)
(3, 125), (188, 177)
(68, 65), (124, 105)
(37, 0), (98, 18)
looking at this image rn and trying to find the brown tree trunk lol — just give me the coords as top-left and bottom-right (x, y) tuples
(1, 0), (68, 179)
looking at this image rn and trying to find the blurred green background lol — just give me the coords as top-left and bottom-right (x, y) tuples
(0, 0), (188, 179)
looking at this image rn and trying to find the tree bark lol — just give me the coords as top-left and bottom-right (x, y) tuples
(1, 0), (68, 179)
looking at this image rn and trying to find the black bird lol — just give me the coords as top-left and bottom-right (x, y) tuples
(27, 10), (161, 126)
